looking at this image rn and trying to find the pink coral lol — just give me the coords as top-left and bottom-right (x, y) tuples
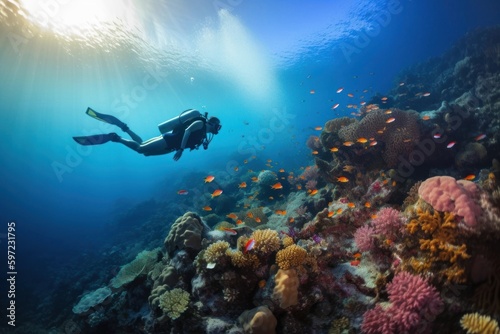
(354, 225), (376, 252)
(361, 272), (443, 334)
(371, 207), (406, 240)
(418, 175), (481, 227)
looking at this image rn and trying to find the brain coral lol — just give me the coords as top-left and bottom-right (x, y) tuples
(257, 170), (278, 187)
(418, 175), (482, 227)
(251, 229), (281, 256)
(238, 306), (277, 334)
(272, 268), (299, 309)
(338, 108), (420, 167)
(164, 212), (205, 255)
(275, 244), (307, 270)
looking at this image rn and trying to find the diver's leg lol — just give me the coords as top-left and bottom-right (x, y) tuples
(124, 128), (143, 143)
(111, 135), (141, 152)
(138, 136), (171, 156)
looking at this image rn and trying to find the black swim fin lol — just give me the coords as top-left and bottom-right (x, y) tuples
(86, 107), (128, 131)
(73, 133), (118, 146)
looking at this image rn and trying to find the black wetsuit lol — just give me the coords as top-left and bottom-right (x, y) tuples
(162, 120), (206, 151)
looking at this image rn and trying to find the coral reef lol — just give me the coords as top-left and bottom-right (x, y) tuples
(164, 212), (206, 255)
(418, 175), (482, 228)
(110, 248), (160, 289)
(238, 306), (277, 334)
(158, 288), (190, 320)
(72, 287), (112, 315)
(272, 269), (299, 309)
(361, 272), (443, 333)
(460, 313), (500, 334)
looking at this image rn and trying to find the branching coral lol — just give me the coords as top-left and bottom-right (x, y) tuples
(460, 313), (500, 334)
(361, 272), (443, 334)
(275, 245), (307, 270)
(158, 288), (190, 320)
(204, 241), (230, 264)
(405, 208), (470, 283)
(250, 229), (281, 256)
(227, 250), (260, 270)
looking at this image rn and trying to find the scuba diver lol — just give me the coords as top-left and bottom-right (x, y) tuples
(73, 108), (221, 161)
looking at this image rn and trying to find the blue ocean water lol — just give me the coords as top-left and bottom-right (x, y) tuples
(1, 0), (500, 331)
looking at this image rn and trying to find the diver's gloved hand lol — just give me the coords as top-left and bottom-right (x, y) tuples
(173, 149), (183, 161)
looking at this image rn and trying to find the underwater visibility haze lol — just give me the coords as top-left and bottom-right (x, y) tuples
(2, 0), (500, 333)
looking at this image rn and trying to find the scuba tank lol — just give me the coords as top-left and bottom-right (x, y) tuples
(158, 109), (202, 134)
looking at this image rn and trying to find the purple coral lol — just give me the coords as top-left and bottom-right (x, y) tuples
(371, 207), (406, 241)
(354, 225), (376, 252)
(361, 272), (444, 334)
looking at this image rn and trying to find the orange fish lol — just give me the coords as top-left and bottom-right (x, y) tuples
(202, 206), (212, 211)
(350, 259), (361, 266)
(343, 141), (354, 147)
(177, 189), (188, 195)
(330, 147), (339, 152)
(314, 126), (323, 131)
(271, 182), (283, 190)
(336, 208), (343, 214)
(347, 93), (354, 98)
(288, 217), (295, 223)
(421, 115), (431, 121)
(239, 182), (247, 188)
(369, 141), (378, 146)
(296, 185), (302, 190)
(474, 133), (486, 141)
(309, 189), (318, 196)
(220, 227), (237, 235)
(337, 176), (349, 183)
(386, 117), (396, 123)
(463, 174), (475, 181)
(347, 202), (355, 208)
(357, 137), (368, 144)
(279, 168), (285, 173)
(226, 213), (238, 220)
(364, 202), (371, 208)
(258, 280), (266, 288)
(353, 252), (362, 259)
(211, 189), (223, 198)
(371, 214), (378, 219)
(247, 212), (254, 219)
(381, 97), (388, 101)
(255, 217), (262, 223)
(269, 196), (274, 200)
(312, 150), (319, 155)
(204, 175), (215, 183)
(251, 177), (259, 182)
(236, 219), (244, 225)
(327, 211), (334, 218)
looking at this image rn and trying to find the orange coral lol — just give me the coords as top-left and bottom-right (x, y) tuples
(405, 209), (470, 283)
(275, 245), (307, 270)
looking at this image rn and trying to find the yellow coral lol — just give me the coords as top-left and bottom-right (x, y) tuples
(251, 229), (281, 256)
(227, 249), (260, 270)
(460, 313), (500, 334)
(272, 269), (299, 308)
(405, 209), (470, 283)
(204, 241), (230, 264)
(276, 245), (307, 270)
(282, 236), (295, 248)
